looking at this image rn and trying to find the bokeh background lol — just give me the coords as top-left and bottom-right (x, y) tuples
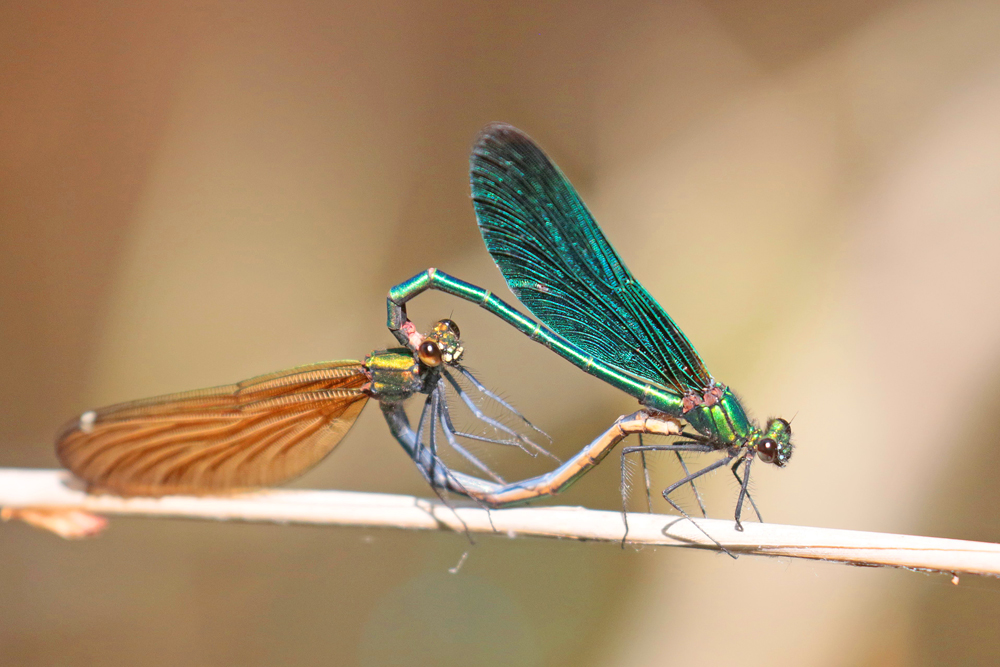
(4, 1), (1000, 665)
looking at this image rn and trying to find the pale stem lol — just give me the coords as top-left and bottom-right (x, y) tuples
(0, 468), (994, 581)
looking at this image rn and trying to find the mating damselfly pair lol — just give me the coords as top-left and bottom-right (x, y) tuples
(57, 124), (793, 541)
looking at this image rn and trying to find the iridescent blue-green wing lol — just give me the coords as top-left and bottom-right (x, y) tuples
(470, 123), (711, 394)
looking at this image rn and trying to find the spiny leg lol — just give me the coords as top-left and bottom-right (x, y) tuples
(659, 454), (737, 557)
(419, 386), (489, 491)
(639, 435), (653, 514)
(436, 381), (506, 484)
(443, 369), (557, 461)
(439, 375), (533, 450)
(427, 389), (475, 491)
(620, 444), (636, 543)
(453, 365), (552, 445)
(426, 471), (475, 542)
(668, 431), (710, 518)
(435, 395), (504, 529)
(731, 453), (760, 531)
(675, 452), (707, 518)
(443, 371), (530, 455)
(430, 387), (476, 485)
(379, 400), (493, 542)
(412, 402), (470, 494)
(413, 393), (435, 485)
(618, 442), (715, 547)
(423, 389), (476, 540)
(432, 384), (507, 530)
(428, 390), (442, 485)
(729, 454), (763, 525)
(448, 430), (524, 448)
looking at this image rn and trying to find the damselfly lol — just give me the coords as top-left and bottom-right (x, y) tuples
(56, 319), (554, 497)
(387, 123), (794, 534)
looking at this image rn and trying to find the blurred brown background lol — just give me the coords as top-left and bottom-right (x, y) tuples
(3, 1), (1000, 665)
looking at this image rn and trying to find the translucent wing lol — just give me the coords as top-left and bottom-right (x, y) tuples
(471, 123), (712, 394)
(56, 361), (370, 496)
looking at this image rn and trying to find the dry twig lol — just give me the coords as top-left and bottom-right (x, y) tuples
(1, 468), (995, 580)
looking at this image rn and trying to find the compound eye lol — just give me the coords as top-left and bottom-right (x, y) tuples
(436, 319), (460, 339)
(418, 340), (443, 367)
(756, 438), (778, 463)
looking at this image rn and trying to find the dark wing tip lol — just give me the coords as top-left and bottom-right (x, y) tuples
(476, 121), (523, 140)
(470, 123), (557, 198)
(473, 122), (539, 157)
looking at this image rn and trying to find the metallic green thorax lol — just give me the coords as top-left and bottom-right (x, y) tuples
(682, 387), (754, 444)
(362, 322), (464, 404)
(678, 389), (788, 464)
(363, 349), (423, 403)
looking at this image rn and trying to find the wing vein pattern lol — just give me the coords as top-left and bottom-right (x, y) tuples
(56, 360), (369, 496)
(470, 123), (711, 394)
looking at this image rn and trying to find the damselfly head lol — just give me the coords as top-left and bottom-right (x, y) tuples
(422, 319), (464, 364)
(755, 418), (792, 467)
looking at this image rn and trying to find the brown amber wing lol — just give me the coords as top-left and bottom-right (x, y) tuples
(56, 361), (370, 496)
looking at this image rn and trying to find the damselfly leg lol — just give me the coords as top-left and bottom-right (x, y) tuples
(452, 365), (552, 450)
(397, 361), (558, 496)
(435, 379), (506, 484)
(674, 450), (707, 518)
(619, 441), (717, 547)
(730, 453), (763, 529)
(441, 368), (555, 461)
(618, 431), (765, 555)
